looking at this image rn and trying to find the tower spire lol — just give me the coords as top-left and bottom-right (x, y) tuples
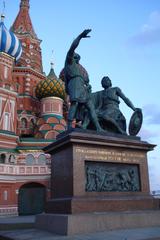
(0, 0), (5, 20)
(50, 50), (54, 69)
(0, 14), (5, 22)
(10, 0), (43, 72)
(48, 51), (58, 80)
(11, 0), (37, 38)
(20, 0), (29, 9)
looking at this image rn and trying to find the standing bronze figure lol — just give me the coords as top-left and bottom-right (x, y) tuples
(64, 29), (103, 131)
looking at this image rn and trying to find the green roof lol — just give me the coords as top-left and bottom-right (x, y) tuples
(16, 143), (56, 151)
(0, 148), (18, 153)
(0, 130), (17, 136)
(43, 114), (63, 121)
(19, 137), (53, 143)
(17, 110), (33, 115)
(16, 146), (44, 150)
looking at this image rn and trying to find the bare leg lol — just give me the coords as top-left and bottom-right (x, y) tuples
(85, 100), (104, 132)
(67, 101), (78, 130)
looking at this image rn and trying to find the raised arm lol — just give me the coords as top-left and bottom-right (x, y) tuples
(116, 87), (136, 111)
(66, 29), (91, 64)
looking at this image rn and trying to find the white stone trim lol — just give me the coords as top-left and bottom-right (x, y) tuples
(0, 206), (18, 216)
(0, 164), (51, 176)
(0, 141), (17, 146)
(0, 87), (17, 96)
(0, 175), (50, 182)
(3, 112), (10, 131)
(0, 133), (18, 139)
(4, 66), (8, 79)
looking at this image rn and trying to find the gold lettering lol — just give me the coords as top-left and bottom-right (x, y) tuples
(75, 147), (144, 163)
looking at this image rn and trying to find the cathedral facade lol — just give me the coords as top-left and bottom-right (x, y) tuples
(0, 0), (66, 215)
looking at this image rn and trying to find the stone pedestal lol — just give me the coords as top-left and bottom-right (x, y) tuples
(36, 129), (160, 235)
(36, 210), (160, 235)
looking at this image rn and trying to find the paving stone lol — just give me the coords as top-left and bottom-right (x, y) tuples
(1, 227), (160, 240)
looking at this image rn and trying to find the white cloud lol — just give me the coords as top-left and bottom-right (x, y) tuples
(139, 127), (159, 141)
(143, 104), (160, 125)
(128, 11), (160, 46)
(148, 156), (160, 191)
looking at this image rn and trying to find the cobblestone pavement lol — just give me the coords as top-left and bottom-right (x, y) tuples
(1, 227), (160, 240)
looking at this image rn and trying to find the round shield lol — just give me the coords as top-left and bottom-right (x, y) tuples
(129, 109), (143, 136)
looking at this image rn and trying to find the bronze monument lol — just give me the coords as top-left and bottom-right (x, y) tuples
(36, 29), (160, 236)
(64, 30), (142, 136)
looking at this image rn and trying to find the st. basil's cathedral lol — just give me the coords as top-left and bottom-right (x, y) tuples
(0, 0), (67, 215)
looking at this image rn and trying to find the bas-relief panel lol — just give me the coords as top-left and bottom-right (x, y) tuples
(75, 147), (143, 192)
(85, 161), (140, 192)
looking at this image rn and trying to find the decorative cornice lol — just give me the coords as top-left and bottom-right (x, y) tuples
(0, 52), (15, 61)
(19, 138), (53, 143)
(16, 32), (42, 43)
(0, 130), (18, 138)
(13, 66), (45, 79)
(0, 87), (18, 96)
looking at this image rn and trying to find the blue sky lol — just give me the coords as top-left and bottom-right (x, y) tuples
(3, 0), (160, 190)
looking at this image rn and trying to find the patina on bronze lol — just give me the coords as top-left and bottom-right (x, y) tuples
(129, 109), (143, 136)
(64, 29), (103, 132)
(64, 30), (142, 136)
(80, 76), (142, 135)
(85, 161), (140, 192)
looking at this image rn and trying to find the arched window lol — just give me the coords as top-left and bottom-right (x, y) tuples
(5, 84), (10, 90)
(26, 154), (36, 165)
(32, 87), (36, 98)
(0, 153), (6, 163)
(4, 66), (8, 79)
(4, 113), (10, 130)
(21, 118), (27, 128)
(3, 190), (8, 201)
(38, 154), (46, 165)
(8, 154), (15, 164)
(16, 83), (19, 91)
(30, 118), (35, 129)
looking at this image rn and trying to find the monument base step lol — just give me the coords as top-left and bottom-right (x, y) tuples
(36, 210), (160, 236)
(45, 196), (159, 214)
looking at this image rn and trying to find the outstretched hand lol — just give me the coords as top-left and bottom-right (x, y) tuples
(80, 29), (92, 38)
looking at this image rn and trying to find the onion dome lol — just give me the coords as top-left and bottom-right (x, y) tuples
(0, 15), (22, 61)
(35, 63), (66, 100)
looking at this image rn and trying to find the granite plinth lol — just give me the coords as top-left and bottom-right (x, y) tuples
(36, 129), (160, 235)
(36, 210), (160, 235)
(44, 129), (158, 214)
(45, 196), (159, 214)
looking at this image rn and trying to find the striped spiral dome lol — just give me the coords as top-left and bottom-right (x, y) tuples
(0, 17), (22, 61)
